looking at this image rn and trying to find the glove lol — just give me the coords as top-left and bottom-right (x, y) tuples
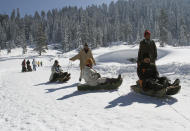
(97, 73), (101, 78)
(139, 80), (143, 88)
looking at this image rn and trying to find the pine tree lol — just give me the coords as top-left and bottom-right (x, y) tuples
(35, 24), (47, 55)
(29, 33), (34, 45)
(76, 25), (82, 49)
(179, 18), (188, 46)
(15, 26), (27, 54)
(1, 0), (190, 50)
(80, 14), (88, 44)
(7, 40), (14, 54)
(159, 9), (169, 46)
(62, 28), (69, 53)
(0, 24), (6, 49)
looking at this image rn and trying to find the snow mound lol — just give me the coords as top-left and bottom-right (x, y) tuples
(96, 49), (170, 64)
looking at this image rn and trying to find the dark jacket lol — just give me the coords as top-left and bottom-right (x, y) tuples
(22, 60), (26, 66)
(26, 60), (30, 65)
(138, 39), (157, 64)
(137, 62), (159, 80)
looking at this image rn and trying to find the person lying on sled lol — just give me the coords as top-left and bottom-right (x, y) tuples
(137, 53), (180, 92)
(49, 60), (70, 82)
(82, 58), (121, 86)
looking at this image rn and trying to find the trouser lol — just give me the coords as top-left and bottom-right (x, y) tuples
(80, 70), (82, 80)
(106, 78), (118, 83)
(51, 72), (69, 82)
(59, 72), (69, 78)
(143, 77), (171, 91)
(80, 67), (83, 80)
(27, 65), (32, 71)
(33, 65), (36, 71)
(22, 66), (27, 72)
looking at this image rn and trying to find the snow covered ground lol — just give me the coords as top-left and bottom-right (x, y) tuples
(0, 43), (190, 131)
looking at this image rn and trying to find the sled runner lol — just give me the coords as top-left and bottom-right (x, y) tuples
(77, 78), (123, 91)
(130, 84), (181, 97)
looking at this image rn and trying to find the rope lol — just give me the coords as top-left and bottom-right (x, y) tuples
(66, 61), (73, 73)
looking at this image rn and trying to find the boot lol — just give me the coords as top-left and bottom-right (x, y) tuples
(166, 85), (181, 95)
(117, 74), (121, 80)
(66, 73), (71, 77)
(111, 74), (121, 84)
(172, 79), (180, 86)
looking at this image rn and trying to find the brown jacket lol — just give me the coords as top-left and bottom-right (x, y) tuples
(70, 49), (96, 70)
(138, 39), (157, 64)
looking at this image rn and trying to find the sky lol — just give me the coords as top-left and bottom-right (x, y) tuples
(0, 0), (116, 16)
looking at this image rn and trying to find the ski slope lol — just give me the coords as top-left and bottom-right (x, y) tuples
(0, 43), (190, 131)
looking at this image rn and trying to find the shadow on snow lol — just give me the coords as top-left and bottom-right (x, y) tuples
(105, 92), (178, 108)
(45, 83), (78, 93)
(56, 90), (117, 100)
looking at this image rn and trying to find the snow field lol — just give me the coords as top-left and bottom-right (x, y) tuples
(0, 44), (190, 131)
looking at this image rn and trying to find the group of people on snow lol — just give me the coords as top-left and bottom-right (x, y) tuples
(22, 59), (43, 72)
(49, 43), (121, 85)
(49, 30), (180, 94)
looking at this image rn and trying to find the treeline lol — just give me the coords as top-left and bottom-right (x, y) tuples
(0, 0), (190, 55)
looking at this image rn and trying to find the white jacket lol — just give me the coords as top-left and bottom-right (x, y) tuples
(49, 64), (63, 81)
(32, 60), (37, 66)
(82, 66), (106, 86)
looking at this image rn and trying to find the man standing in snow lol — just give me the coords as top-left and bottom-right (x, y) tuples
(32, 59), (37, 71)
(69, 43), (96, 82)
(37, 61), (40, 67)
(137, 30), (157, 65)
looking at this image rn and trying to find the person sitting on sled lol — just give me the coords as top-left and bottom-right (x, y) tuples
(49, 60), (70, 82)
(137, 53), (180, 94)
(26, 60), (32, 71)
(82, 58), (121, 86)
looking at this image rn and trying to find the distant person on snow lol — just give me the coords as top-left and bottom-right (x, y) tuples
(26, 60), (32, 71)
(21, 59), (27, 72)
(138, 30), (157, 65)
(70, 43), (96, 82)
(137, 53), (180, 93)
(37, 61), (40, 67)
(49, 60), (70, 82)
(40, 61), (43, 67)
(82, 58), (121, 86)
(32, 59), (37, 71)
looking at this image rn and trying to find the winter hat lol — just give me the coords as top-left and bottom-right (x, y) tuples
(54, 60), (58, 64)
(144, 30), (151, 37)
(84, 43), (88, 47)
(86, 58), (93, 65)
(143, 53), (150, 59)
